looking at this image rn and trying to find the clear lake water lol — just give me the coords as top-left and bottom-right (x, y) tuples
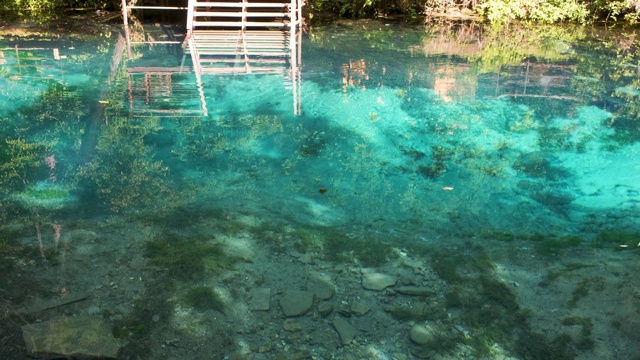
(1, 13), (640, 360)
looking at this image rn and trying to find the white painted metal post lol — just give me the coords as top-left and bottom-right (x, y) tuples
(186, 0), (195, 31)
(121, 0), (128, 26)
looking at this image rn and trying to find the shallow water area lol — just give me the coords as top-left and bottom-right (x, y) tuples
(1, 13), (640, 360)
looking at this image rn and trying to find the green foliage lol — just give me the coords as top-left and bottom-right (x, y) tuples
(0, 0), (120, 11)
(303, 0), (640, 23)
(588, 0), (640, 23)
(308, 0), (424, 17)
(480, 0), (588, 24)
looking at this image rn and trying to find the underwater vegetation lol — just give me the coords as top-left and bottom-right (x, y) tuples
(0, 226), (24, 272)
(594, 229), (640, 248)
(301, 227), (391, 267)
(480, 231), (585, 256)
(408, 243), (594, 359)
(145, 234), (236, 280)
(251, 222), (392, 267)
(181, 286), (225, 313)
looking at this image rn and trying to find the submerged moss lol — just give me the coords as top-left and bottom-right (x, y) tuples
(424, 244), (592, 359)
(182, 286), (225, 313)
(515, 332), (575, 360)
(259, 224), (392, 267)
(145, 234), (235, 279)
(534, 235), (583, 256)
(568, 277), (605, 308)
(594, 229), (640, 248)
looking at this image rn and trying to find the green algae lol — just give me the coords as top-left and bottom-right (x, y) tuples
(182, 286), (225, 313)
(145, 234), (236, 279)
(594, 229), (640, 248)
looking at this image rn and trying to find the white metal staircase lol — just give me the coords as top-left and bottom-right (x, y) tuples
(120, 0), (303, 115)
(186, 0), (302, 30)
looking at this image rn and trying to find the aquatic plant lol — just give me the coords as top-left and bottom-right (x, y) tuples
(145, 234), (236, 279)
(534, 235), (583, 256)
(421, 244), (598, 358)
(594, 229), (640, 248)
(417, 162), (447, 179)
(568, 277), (605, 308)
(182, 286), (225, 313)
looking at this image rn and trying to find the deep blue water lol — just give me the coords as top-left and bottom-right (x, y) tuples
(1, 16), (640, 360)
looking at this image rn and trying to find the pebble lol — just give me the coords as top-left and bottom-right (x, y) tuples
(409, 324), (436, 345)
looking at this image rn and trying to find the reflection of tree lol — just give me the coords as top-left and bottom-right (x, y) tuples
(0, 80), (88, 196)
(469, 24), (584, 73)
(79, 116), (178, 213)
(573, 28), (640, 143)
(0, 138), (46, 194)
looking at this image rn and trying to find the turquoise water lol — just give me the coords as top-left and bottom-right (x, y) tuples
(1, 17), (640, 359)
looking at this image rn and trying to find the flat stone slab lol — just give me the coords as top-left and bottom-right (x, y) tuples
(395, 287), (435, 296)
(280, 290), (314, 317)
(350, 301), (371, 315)
(250, 287), (271, 311)
(332, 316), (357, 345)
(362, 270), (397, 291)
(307, 273), (336, 300)
(21, 316), (121, 359)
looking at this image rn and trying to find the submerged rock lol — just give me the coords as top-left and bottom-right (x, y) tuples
(280, 290), (314, 316)
(332, 316), (357, 345)
(307, 273), (336, 300)
(250, 287), (271, 311)
(409, 324), (436, 345)
(362, 269), (397, 291)
(21, 316), (122, 359)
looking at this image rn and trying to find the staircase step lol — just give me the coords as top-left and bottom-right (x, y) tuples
(194, 11), (289, 17)
(193, 21), (289, 27)
(195, 2), (290, 8)
(197, 50), (289, 56)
